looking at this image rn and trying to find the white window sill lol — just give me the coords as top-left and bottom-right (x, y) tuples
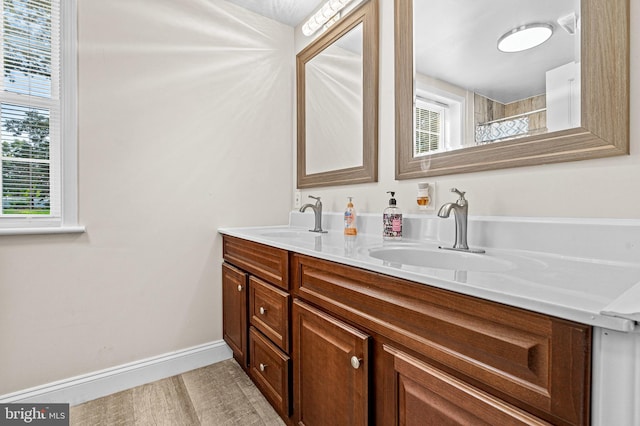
(0, 226), (86, 236)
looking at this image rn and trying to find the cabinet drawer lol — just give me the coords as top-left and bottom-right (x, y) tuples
(250, 276), (290, 352)
(382, 345), (550, 426)
(293, 254), (590, 425)
(223, 235), (288, 290)
(249, 327), (290, 417)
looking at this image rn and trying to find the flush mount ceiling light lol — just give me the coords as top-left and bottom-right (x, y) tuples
(302, 0), (355, 36)
(497, 23), (554, 53)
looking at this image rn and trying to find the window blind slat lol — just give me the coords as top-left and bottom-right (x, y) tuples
(0, 0), (59, 217)
(414, 102), (443, 155)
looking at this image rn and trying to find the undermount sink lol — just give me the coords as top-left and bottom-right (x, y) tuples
(368, 246), (514, 272)
(258, 229), (319, 239)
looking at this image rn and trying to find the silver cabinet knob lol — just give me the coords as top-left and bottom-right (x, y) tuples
(259, 307), (267, 315)
(237, 284), (242, 292)
(350, 356), (361, 369)
(259, 363), (267, 372)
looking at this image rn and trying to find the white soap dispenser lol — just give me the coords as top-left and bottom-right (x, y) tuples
(383, 191), (402, 240)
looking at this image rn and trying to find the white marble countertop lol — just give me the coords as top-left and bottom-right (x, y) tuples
(219, 219), (640, 332)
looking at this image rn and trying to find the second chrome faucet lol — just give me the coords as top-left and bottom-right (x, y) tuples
(438, 188), (485, 253)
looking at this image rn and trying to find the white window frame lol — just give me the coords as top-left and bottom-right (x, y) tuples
(414, 97), (446, 156)
(0, 0), (82, 235)
(414, 83), (466, 156)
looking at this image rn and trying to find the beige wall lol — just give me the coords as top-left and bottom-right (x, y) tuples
(0, 0), (293, 394)
(297, 0), (640, 219)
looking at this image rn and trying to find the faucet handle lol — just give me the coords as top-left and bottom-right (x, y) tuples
(450, 188), (467, 204)
(308, 195), (322, 204)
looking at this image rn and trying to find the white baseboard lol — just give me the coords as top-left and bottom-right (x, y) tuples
(0, 340), (233, 406)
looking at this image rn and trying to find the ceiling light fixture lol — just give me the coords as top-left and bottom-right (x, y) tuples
(497, 23), (554, 53)
(302, 0), (355, 36)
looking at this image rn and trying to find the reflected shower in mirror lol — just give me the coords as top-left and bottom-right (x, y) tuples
(305, 24), (363, 174)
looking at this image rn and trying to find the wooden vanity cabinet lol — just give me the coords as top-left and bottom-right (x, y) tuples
(222, 235), (592, 425)
(222, 236), (292, 419)
(292, 253), (592, 426)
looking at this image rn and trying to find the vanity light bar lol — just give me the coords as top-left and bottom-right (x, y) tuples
(302, 0), (355, 36)
(323, 13), (342, 31)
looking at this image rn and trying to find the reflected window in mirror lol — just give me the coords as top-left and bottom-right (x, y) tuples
(414, 79), (468, 156)
(414, 99), (444, 156)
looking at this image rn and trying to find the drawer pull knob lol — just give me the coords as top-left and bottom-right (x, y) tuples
(259, 307), (267, 315)
(259, 363), (267, 372)
(350, 356), (362, 369)
(237, 285), (242, 292)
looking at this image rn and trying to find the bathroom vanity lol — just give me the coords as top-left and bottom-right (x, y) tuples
(219, 213), (640, 425)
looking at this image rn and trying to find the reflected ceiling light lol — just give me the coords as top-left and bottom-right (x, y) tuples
(302, 0), (355, 36)
(497, 23), (554, 53)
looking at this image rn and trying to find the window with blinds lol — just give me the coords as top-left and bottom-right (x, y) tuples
(414, 98), (445, 157)
(0, 0), (59, 217)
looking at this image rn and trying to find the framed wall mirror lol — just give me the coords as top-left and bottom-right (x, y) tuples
(395, 0), (629, 179)
(297, 0), (378, 188)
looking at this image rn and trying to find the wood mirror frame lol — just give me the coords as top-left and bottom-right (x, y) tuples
(297, 0), (378, 188)
(395, 0), (629, 179)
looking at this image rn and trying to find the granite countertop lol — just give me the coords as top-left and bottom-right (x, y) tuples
(219, 223), (640, 332)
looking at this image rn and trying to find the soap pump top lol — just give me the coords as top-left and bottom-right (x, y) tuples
(387, 191), (397, 206)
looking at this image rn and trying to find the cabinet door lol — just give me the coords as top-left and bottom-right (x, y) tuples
(382, 345), (551, 426)
(293, 299), (370, 426)
(222, 263), (248, 368)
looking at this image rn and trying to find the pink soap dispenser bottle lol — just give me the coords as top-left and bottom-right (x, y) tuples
(383, 191), (402, 240)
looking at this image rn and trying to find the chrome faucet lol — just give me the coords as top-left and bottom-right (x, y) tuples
(299, 195), (327, 233)
(437, 188), (484, 253)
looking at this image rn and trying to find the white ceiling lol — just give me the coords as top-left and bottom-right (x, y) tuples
(226, 0), (580, 104)
(225, 0), (321, 27)
(415, 0), (579, 103)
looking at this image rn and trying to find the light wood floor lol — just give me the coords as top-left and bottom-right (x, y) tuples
(70, 359), (285, 425)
